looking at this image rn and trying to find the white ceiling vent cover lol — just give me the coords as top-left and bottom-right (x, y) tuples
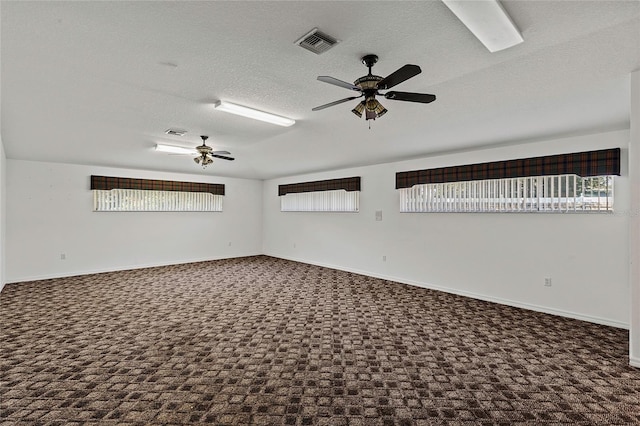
(165, 128), (187, 136)
(294, 28), (339, 55)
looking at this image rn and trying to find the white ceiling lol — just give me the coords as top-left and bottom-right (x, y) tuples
(2, 1), (639, 180)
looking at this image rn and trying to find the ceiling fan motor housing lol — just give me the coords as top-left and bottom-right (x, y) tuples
(354, 75), (382, 91)
(196, 144), (213, 155)
(354, 75), (384, 114)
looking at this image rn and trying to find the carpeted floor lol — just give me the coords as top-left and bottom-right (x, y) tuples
(1, 255), (639, 425)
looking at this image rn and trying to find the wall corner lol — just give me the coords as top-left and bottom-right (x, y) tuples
(629, 70), (640, 368)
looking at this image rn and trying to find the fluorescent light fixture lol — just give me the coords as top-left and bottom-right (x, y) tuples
(214, 101), (295, 127)
(155, 144), (194, 154)
(442, 0), (523, 53)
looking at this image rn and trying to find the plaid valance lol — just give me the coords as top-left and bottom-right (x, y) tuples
(90, 175), (225, 195)
(396, 148), (621, 189)
(279, 176), (361, 196)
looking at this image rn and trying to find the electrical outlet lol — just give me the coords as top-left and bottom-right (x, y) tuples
(228, 242), (232, 247)
(382, 255), (387, 262)
(375, 210), (383, 221)
(544, 277), (552, 287)
(60, 253), (66, 260)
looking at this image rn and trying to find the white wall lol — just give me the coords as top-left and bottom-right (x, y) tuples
(629, 71), (640, 368)
(263, 129), (630, 328)
(6, 160), (263, 282)
(0, 135), (6, 292)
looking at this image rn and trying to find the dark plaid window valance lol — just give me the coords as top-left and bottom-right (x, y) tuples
(91, 175), (225, 195)
(279, 177), (361, 196)
(396, 148), (621, 189)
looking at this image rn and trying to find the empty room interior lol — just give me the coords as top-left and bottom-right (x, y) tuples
(1, 1), (640, 425)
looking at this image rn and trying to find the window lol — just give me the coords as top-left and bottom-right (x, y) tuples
(279, 176), (360, 212)
(400, 174), (614, 213)
(396, 148), (620, 214)
(93, 189), (223, 212)
(90, 175), (225, 212)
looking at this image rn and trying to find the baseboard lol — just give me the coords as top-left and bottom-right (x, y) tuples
(265, 252), (629, 330)
(5, 253), (263, 284)
(630, 357), (640, 369)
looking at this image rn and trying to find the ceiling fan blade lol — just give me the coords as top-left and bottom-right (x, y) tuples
(212, 150), (230, 155)
(377, 65), (422, 90)
(317, 76), (361, 91)
(384, 91), (436, 103)
(211, 154), (235, 161)
(312, 96), (361, 111)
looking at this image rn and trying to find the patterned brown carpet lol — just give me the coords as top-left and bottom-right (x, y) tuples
(1, 255), (639, 425)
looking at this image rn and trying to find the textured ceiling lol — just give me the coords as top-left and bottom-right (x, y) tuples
(2, 1), (639, 179)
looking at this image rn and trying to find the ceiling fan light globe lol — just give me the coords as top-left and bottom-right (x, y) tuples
(365, 97), (379, 112)
(352, 101), (365, 118)
(374, 102), (387, 118)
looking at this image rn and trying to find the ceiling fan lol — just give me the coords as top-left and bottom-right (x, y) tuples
(312, 54), (436, 121)
(155, 136), (234, 167)
(193, 135), (234, 168)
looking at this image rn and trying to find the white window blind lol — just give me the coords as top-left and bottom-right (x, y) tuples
(399, 174), (614, 213)
(93, 189), (223, 212)
(280, 189), (359, 212)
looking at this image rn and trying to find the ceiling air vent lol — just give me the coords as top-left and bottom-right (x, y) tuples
(165, 128), (187, 136)
(294, 28), (339, 55)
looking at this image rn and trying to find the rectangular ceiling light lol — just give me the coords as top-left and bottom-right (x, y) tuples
(442, 0), (523, 53)
(214, 101), (295, 127)
(155, 144), (194, 154)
